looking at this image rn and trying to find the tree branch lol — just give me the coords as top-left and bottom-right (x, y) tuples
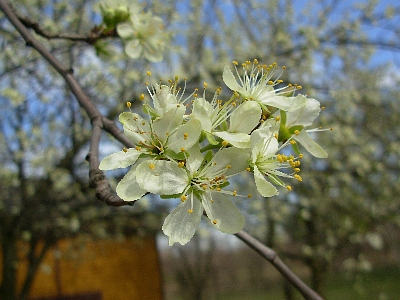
(13, 6), (117, 44)
(235, 230), (324, 300)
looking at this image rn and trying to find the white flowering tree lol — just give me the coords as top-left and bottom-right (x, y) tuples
(1, 0), (399, 299)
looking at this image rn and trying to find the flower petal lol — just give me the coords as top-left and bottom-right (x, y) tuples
(191, 98), (212, 132)
(167, 118), (202, 153)
(116, 162), (148, 201)
(124, 40), (142, 59)
(254, 166), (279, 197)
(222, 66), (243, 92)
(295, 130), (328, 158)
(286, 96), (320, 127)
(201, 192), (244, 234)
(152, 105), (185, 142)
(116, 23), (135, 39)
(209, 147), (250, 176)
(136, 160), (188, 195)
(119, 112), (151, 145)
(99, 148), (141, 170)
(162, 195), (202, 246)
(259, 94), (306, 112)
(152, 84), (179, 116)
(186, 143), (203, 173)
(214, 131), (250, 148)
(229, 101), (261, 134)
(250, 124), (277, 152)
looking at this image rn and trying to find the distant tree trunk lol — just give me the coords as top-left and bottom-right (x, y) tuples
(0, 233), (18, 300)
(265, 199), (276, 248)
(19, 239), (53, 300)
(283, 280), (294, 300)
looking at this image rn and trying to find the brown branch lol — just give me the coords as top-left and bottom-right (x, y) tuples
(235, 231), (324, 300)
(12, 5), (118, 44)
(0, 0), (132, 206)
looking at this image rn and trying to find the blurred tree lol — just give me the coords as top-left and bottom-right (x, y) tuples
(1, 0), (399, 299)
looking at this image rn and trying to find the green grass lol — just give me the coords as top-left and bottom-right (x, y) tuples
(214, 266), (400, 300)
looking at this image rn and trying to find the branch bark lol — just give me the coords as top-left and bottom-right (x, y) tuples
(235, 231), (324, 300)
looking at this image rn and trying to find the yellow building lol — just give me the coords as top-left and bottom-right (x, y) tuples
(2, 236), (163, 300)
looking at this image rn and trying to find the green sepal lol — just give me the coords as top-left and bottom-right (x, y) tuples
(199, 131), (207, 143)
(278, 124), (291, 143)
(205, 131), (219, 145)
(200, 143), (222, 153)
(142, 104), (158, 118)
(203, 150), (213, 166)
(164, 149), (187, 160)
(280, 110), (287, 125)
(93, 40), (112, 57)
(160, 193), (182, 199)
(220, 120), (229, 131)
(289, 125), (304, 135)
(291, 141), (301, 155)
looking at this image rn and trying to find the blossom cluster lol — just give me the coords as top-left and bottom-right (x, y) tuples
(100, 60), (328, 245)
(99, 0), (167, 62)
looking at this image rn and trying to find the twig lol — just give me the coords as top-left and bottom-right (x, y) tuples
(13, 6), (118, 44)
(235, 230), (324, 300)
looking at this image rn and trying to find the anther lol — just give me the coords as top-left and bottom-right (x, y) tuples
(123, 148), (128, 153)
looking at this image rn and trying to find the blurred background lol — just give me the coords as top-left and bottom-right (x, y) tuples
(0, 0), (399, 299)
